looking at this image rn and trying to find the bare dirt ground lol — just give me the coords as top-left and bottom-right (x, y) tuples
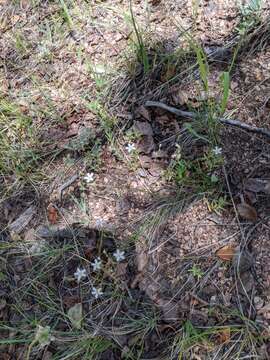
(1, 1), (270, 359)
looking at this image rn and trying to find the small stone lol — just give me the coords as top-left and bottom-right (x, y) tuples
(210, 295), (217, 305)
(217, 271), (223, 278)
(137, 168), (148, 177)
(254, 296), (264, 310)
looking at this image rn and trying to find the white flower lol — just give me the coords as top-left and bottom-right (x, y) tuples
(113, 249), (125, 262)
(91, 257), (102, 271)
(91, 287), (103, 299)
(126, 143), (136, 153)
(83, 172), (94, 183)
(212, 146), (222, 156)
(95, 218), (106, 229)
(74, 267), (87, 283)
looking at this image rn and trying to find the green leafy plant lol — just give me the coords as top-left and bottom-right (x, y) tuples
(86, 100), (116, 144)
(195, 46), (209, 92)
(174, 148), (223, 194)
(59, 0), (74, 29)
(237, 0), (262, 36)
(188, 265), (204, 280)
(207, 196), (228, 214)
(0, 98), (42, 180)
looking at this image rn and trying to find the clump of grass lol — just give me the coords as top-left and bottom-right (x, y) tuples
(128, 0), (150, 74)
(170, 320), (265, 359)
(0, 97), (45, 190)
(85, 100), (117, 144)
(59, 0), (74, 29)
(168, 146), (224, 198)
(2, 226), (168, 359)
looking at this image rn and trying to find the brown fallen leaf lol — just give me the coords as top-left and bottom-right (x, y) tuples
(134, 121), (153, 136)
(116, 262), (128, 278)
(138, 135), (155, 154)
(62, 295), (80, 309)
(156, 298), (180, 322)
(232, 249), (254, 272)
(216, 244), (236, 261)
(237, 271), (255, 294)
(161, 64), (176, 82)
(217, 327), (230, 344)
(139, 155), (152, 169)
(171, 91), (189, 106)
(136, 106), (151, 121)
(237, 202), (257, 222)
(47, 203), (59, 224)
(257, 303), (270, 315)
(149, 0), (161, 5)
(244, 190), (257, 205)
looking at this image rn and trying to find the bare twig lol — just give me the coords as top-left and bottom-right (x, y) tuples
(59, 174), (78, 202)
(145, 101), (270, 138)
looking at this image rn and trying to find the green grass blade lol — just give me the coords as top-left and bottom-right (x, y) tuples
(220, 71), (230, 115)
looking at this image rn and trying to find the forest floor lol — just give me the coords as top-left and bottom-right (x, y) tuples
(1, 1), (270, 359)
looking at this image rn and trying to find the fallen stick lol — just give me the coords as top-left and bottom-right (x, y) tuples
(145, 101), (270, 139)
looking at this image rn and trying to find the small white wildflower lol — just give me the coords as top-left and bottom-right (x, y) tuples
(74, 267), (87, 283)
(91, 257), (102, 271)
(212, 146), (222, 156)
(95, 218), (106, 229)
(83, 172), (94, 183)
(126, 143), (136, 153)
(91, 287), (103, 299)
(113, 249), (125, 262)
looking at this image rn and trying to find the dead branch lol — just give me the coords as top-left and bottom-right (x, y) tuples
(145, 101), (270, 139)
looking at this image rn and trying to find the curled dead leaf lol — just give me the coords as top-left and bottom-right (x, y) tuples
(217, 327), (230, 344)
(216, 244), (235, 261)
(134, 121), (153, 136)
(237, 202), (257, 222)
(138, 135), (155, 154)
(156, 298), (180, 322)
(139, 155), (152, 169)
(47, 203), (59, 224)
(136, 106), (151, 121)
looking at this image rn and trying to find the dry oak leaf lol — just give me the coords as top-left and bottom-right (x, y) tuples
(47, 203), (59, 224)
(217, 327), (231, 344)
(216, 244), (236, 261)
(136, 106), (151, 121)
(237, 202), (257, 222)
